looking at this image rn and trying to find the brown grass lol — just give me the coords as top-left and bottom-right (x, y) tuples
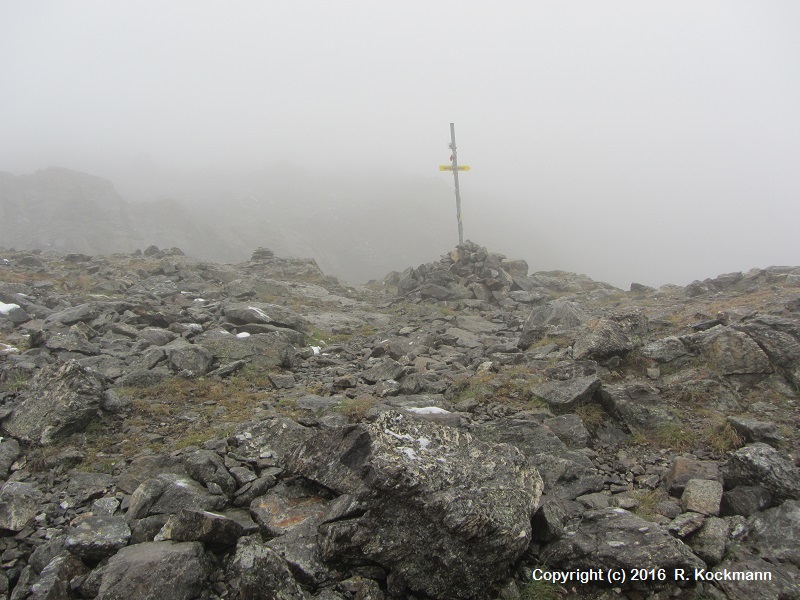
(336, 395), (377, 421)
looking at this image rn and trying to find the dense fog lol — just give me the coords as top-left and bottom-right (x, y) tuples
(2, 2), (799, 288)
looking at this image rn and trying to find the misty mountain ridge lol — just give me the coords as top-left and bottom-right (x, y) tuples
(0, 166), (792, 291)
(0, 166), (461, 283)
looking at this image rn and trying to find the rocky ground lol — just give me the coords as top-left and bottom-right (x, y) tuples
(0, 241), (798, 600)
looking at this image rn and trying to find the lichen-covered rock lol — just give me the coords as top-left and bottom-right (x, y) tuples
(721, 485), (773, 517)
(519, 300), (588, 347)
(286, 411), (542, 599)
(65, 515), (131, 560)
(157, 509), (245, 547)
(687, 516), (730, 566)
(359, 358), (405, 384)
(166, 344), (214, 375)
(2, 361), (105, 445)
(723, 443), (800, 502)
(223, 302), (310, 333)
(14, 553), (87, 600)
(196, 329), (296, 370)
(681, 479), (723, 516)
(250, 482), (328, 537)
(541, 508), (705, 589)
(530, 375), (601, 414)
(711, 548), (800, 600)
(687, 327), (771, 375)
(0, 438), (20, 478)
(666, 457), (723, 496)
(572, 319), (633, 361)
(183, 449), (237, 495)
(640, 336), (690, 362)
(96, 541), (210, 600)
(227, 535), (307, 600)
(598, 382), (675, 430)
(744, 500), (800, 567)
(735, 315), (800, 388)
(0, 481), (42, 531)
(473, 417), (602, 499)
(126, 474), (227, 521)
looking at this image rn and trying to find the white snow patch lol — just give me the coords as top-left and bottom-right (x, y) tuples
(248, 306), (272, 321)
(193, 298), (205, 303)
(384, 429), (415, 443)
(0, 343), (19, 355)
(236, 332), (251, 338)
(385, 429), (432, 455)
(398, 447), (418, 460)
(310, 346), (321, 355)
(407, 406), (450, 415)
(0, 302), (20, 316)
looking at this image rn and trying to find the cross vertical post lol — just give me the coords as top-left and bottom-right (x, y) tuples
(449, 122), (464, 245)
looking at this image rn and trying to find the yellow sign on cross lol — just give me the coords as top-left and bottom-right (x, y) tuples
(439, 165), (471, 171)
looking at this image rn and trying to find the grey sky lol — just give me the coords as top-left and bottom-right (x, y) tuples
(2, 1), (799, 287)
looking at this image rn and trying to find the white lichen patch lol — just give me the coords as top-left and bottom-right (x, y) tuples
(247, 306), (272, 322)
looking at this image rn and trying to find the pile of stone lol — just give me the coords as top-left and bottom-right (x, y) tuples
(385, 240), (536, 305)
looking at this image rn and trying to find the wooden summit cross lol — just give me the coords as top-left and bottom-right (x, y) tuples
(439, 122), (471, 245)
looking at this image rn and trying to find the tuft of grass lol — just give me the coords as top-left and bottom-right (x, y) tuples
(632, 488), (669, 521)
(649, 423), (697, 452)
(448, 372), (498, 404)
(336, 395), (377, 421)
(0, 370), (32, 393)
(575, 404), (607, 432)
(307, 326), (352, 346)
(172, 430), (223, 450)
(704, 419), (745, 453)
(528, 336), (570, 350)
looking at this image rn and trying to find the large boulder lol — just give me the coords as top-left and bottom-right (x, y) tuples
(540, 508), (705, 590)
(96, 541), (210, 600)
(686, 327), (771, 375)
(735, 315), (800, 387)
(519, 300), (588, 348)
(222, 302), (310, 333)
(227, 535), (306, 600)
(530, 375), (601, 414)
(126, 474), (228, 521)
(572, 319), (633, 361)
(598, 382), (675, 430)
(286, 411), (542, 599)
(474, 417), (603, 500)
(0, 481), (42, 531)
(723, 443), (800, 502)
(743, 500), (800, 567)
(2, 361), (105, 445)
(196, 330), (296, 370)
(166, 344), (214, 375)
(65, 515), (131, 560)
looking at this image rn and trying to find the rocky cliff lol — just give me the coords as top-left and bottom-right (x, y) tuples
(0, 242), (799, 599)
